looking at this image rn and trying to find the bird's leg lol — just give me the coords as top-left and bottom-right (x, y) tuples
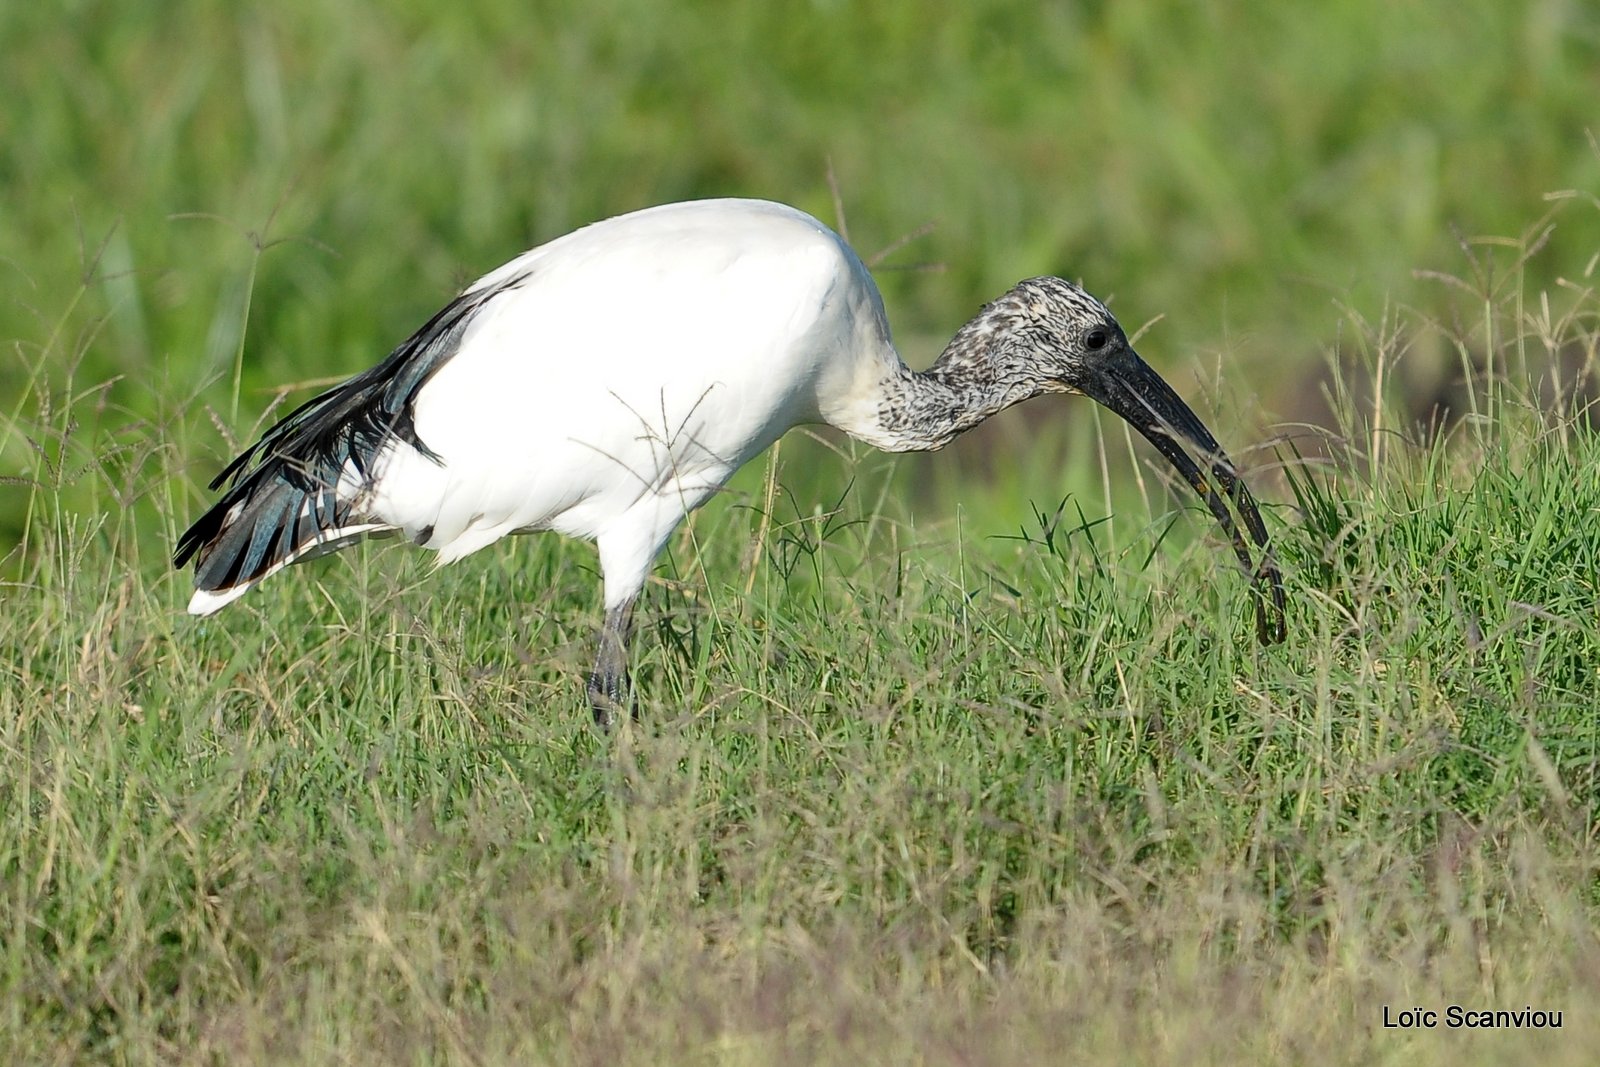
(587, 596), (637, 729)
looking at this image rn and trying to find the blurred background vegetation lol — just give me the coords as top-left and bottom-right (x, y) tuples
(3, 0), (1599, 549)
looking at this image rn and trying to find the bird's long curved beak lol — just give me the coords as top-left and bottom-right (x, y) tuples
(1078, 350), (1287, 644)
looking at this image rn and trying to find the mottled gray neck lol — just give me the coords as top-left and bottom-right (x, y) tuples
(870, 315), (1041, 452)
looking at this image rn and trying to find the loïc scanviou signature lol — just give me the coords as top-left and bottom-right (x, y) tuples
(1383, 1004), (1563, 1030)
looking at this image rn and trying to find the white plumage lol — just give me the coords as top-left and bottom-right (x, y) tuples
(176, 198), (1284, 723)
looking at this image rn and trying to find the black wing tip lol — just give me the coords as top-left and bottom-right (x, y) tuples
(174, 269), (499, 582)
(173, 497), (228, 571)
(173, 479), (315, 593)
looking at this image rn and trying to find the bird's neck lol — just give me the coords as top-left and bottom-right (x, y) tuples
(867, 325), (1038, 452)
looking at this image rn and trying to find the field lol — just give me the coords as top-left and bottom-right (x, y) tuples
(4, 2), (1600, 1063)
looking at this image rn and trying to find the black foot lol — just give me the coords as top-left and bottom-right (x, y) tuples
(586, 669), (631, 730)
(588, 597), (637, 731)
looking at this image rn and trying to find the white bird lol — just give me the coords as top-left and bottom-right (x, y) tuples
(175, 198), (1284, 725)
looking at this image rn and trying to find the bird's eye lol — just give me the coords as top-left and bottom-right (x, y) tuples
(1085, 328), (1110, 351)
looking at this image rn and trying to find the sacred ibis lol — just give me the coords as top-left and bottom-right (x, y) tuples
(175, 198), (1285, 725)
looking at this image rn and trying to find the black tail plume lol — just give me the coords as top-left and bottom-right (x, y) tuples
(173, 468), (350, 592)
(172, 269), (526, 595)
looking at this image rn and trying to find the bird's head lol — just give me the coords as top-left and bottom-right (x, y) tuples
(983, 276), (1288, 644)
(973, 276), (1129, 388)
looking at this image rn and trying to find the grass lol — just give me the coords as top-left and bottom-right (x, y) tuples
(5, 238), (1600, 1062)
(5, 1), (1600, 1063)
